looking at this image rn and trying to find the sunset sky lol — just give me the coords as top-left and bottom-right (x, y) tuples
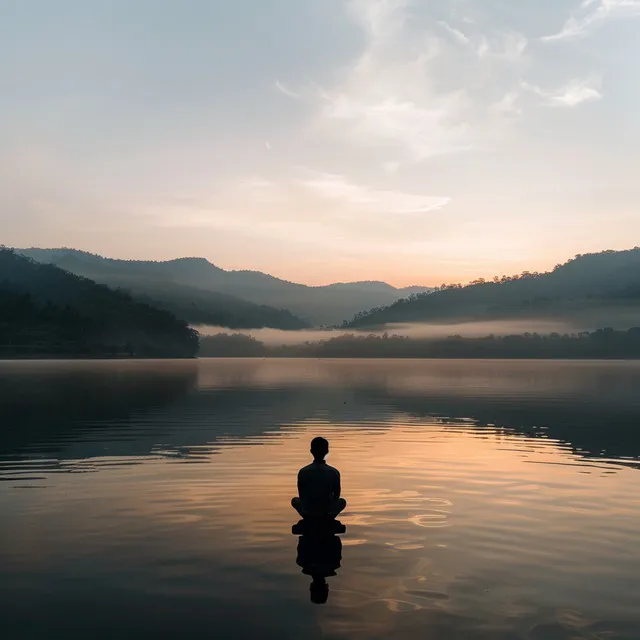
(2, 0), (639, 286)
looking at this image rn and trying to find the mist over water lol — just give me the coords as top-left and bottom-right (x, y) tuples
(194, 319), (577, 345)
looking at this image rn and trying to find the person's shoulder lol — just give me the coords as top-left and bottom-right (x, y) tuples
(325, 464), (340, 476)
(298, 463), (315, 474)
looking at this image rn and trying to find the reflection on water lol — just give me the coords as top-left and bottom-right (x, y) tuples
(1, 359), (640, 639)
(293, 519), (346, 605)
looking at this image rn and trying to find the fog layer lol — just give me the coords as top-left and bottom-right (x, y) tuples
(194, 319), (579, 346)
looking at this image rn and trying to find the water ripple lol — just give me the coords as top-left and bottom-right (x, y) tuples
(1, 359), (640, 639)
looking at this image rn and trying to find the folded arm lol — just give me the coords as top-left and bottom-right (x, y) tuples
(333, 471), (341, 499)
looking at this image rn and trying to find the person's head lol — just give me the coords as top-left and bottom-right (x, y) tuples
(310, 436), (329, 462)
(309, 576), (329, 604)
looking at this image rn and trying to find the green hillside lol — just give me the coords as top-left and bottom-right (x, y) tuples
(19, 249), (308, 330)
(346, 249), (640, 328)
(0, 249), (198, 357)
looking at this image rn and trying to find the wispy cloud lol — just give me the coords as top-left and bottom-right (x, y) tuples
(322, 93), (472, 161)
(524, 77), (603, 108)
(438, 21), (471, 46)
(299, 171), (450, 214)
(439, 22), (528, 62)
(476, 32), (528, 62)
(315, 0), (532, 162)
(543, 0), (640, 41)
(150, 170), (452, 250)
(264, 0), (614, 193)
(275, 1), (609, 165)
(348, 0), (410, 39)
(274, 79), (300, 100)
(493, 90), (524, 116)
(548, 79), (603, 107)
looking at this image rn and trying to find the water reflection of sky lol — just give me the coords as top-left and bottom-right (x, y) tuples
(1, 359), (640, 639)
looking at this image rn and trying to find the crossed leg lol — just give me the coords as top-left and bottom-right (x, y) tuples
(291, 497), (347, 518)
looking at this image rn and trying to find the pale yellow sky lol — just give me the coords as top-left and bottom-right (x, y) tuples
(2, 0), (640, 286)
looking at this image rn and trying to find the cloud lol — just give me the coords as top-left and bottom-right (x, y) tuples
(313, 1), (532, 162)
(476, 32), (528, 62)
(271, 0), (608, 168)
(278, 1), (607, 164)
(299, 171), (450, 214)
(548, 80), (603, 107)
(493, 90), (524, 116)
(274, 79), (300, 100)
(543, 0), (640, 41)
(524, 77), (603, 108)
(439, 23), (527, 62)
(348, 0), (410, 39)
(322, 93), (472, 161)
(149, 171), (452, 251)
(438, 21), (471, 46)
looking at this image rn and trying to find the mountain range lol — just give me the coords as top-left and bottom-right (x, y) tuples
(7, 246), (640, 341)
(19, 248), (432, 328)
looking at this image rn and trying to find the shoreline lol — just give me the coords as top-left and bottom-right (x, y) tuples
(197, 355), (640, 360)
(0, 354), (197, 360)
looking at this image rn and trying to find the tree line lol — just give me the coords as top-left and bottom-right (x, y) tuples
(200, 328), (640, 359)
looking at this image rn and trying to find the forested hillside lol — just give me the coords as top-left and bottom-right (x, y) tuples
(19, 249), (309, 330)
(346, 249), (640, 328)
(0, 249), (198, 357)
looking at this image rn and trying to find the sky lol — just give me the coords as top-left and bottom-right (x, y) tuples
(1, 0), (639, 286)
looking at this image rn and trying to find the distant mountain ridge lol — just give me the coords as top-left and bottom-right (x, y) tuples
(345, 248), (640, 329)
(19, 248), (433, 326)
(17, 250), (309, 329)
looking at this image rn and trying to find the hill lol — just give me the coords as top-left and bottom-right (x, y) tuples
(19, 249), (432, 326)
(129, 280), (309, 330)
(345, 248), (640, 329)
(0, 249), (198, 357)
(19, 249), (308, 330)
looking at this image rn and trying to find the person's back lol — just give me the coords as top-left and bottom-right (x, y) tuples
(292, 437), (346, 519)
(298, 460), (340, 513)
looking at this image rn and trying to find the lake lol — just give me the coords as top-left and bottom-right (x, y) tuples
(1, 358), (640, 639)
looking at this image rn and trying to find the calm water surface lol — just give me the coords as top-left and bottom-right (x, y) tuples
(1, 358), (640, 639)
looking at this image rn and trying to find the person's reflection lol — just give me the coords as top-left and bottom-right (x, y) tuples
(293, 519), (345, 604)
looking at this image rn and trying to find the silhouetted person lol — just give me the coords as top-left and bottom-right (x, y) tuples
(291, 437), (346, 519)
(296, 530), (343, 604)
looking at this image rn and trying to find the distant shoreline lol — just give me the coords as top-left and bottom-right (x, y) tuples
(0, 353), (196, 360)
(4, 327), (640, 361)
(198, 328), (640, 360)
(194, 355), (640, 361)
(2, 355), (639, 362)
